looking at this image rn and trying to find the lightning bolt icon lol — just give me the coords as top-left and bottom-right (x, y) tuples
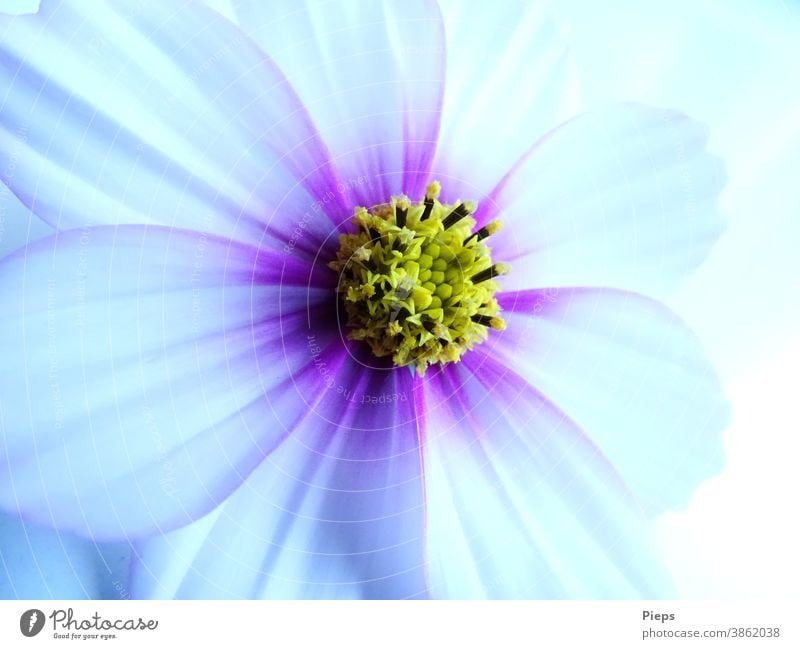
(28, 612), (37, 632)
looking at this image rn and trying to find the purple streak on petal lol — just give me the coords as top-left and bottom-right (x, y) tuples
(429, 2), (578, 204)
(399, 1), (446, 201)
(433, 353), (624, 488)
(0, 225), (335, 539)
(0, 0), (349, 256)
(410, 376), (433, 597)
(481, 104), (726, 295)
(230, 0), (446, 211)
(131, 342), (430, 599)
(479, 117), (578, 227)
(419, 351), (673, 597)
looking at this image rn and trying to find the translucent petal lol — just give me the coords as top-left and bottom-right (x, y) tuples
(420, 354), (673, 598)
(0, 512), (130, 598)
(132, 345), (428, 599)
(430, 0), (580, 202)
(0, 0), (344, 255)
(491, 287), (729, 515)
(230, 0), (446, 206)
(485, 104), (726, 295)
(0, 225), (331, 539)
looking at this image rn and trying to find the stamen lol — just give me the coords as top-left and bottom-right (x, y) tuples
(471, 314), (506, 330)
(329, 180), (509, 376)
(465, 220), (502, 245)
(471, 263), (511, 284)
(441, 202), (471, 229)
(395, 197), (409, 228)
(420, 181), (440, 221)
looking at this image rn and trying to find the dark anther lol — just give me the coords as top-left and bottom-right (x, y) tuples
(368, 228), (381, 242)
(420, 196), (434, 221)
(471, 264), (502, 284)
(395, 205), (407, 228)
(464, 225), (491, 245)
(442, 203), (470, 229)
(471, 314), (494, 327)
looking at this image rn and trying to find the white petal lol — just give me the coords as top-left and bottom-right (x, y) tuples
(430, 0), (580, 201)
(0, 0), (344, 251)
(421, 355), (673, 598)
(0, 225), (330, 538)
(485, 104), (726, 295)
(230, 0), (446, 205)
(132, 346), (429, 599)
(492, 287), (730, 515)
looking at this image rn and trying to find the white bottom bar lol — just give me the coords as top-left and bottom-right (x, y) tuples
(1, 600), (797, 649)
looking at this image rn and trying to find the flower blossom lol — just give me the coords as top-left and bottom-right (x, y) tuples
(0, 0), (729, 598)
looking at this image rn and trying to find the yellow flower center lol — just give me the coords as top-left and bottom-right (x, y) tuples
(330, 181), (510, 376)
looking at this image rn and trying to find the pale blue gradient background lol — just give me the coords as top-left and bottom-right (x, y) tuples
(546, 0), (800, 598)
(0, 0), (798, 598)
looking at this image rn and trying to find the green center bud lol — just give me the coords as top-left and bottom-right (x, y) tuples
(329, 181), (510, 376)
